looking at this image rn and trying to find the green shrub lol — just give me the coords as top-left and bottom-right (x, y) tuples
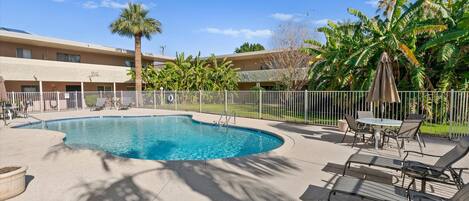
(85, 95), (98, 107)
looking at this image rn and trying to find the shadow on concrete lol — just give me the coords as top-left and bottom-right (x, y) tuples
(72, 154), (299, 201)
(73, 175), (158, 201)
(43, 143), (131, 172)
(322, 162), (396, 185)
(25, 175), (34, 189)
(271, 122), (375, 148)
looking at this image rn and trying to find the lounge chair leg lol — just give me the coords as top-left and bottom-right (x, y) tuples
(417, 132), (426, 147)
(407, 178), (415, 190)
(421, 180), (426, 192)
(401, 174), (406, 187)
(341, 129), (348, 143)
(351, 133), (358, 148)
(342, 162), (349, 176)
(327, 191), (335, 201)
(395, 138), (402, 157)
(417, 139), (424, 156)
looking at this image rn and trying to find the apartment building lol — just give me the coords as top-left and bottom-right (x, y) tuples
(0, 28), (305, 93)
(0, 28), (173, 94)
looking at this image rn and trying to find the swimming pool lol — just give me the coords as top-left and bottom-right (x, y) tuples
(20, 115), (283, 160)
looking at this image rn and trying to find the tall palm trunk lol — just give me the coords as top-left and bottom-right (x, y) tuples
(134, 34), (143, 106)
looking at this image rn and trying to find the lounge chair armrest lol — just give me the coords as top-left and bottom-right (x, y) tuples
(403, 151), (441, 161)
(408, 191), (445, 201)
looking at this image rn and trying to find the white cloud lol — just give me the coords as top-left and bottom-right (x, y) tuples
(313, 19), (337, 26)
(202, 28), (273, 38)
(82, 0), (146, 9)
(83, 1), (98, 9)
(365, 0), (379, 8)
(271, 13), (295, 21)
(100, 0), (127, 9)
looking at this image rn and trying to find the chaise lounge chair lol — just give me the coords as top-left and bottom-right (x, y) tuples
(343, 136), (469, 190)
(328, 176), (469, 201)
(91, 98), (106, 111)
(118, 97), (132, 110)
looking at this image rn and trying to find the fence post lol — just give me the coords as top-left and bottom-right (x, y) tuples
(175, 90), (178, 110)
(153, 90), (157, 109)
(224, 90), (228, 114)
(39, 81), (44, 112)
(135, 90), (138, 108)
(80, 82), (85, 110)
(449, 89), (454, 138)
(56, 91), (60, 111)
(304, 90), (308, 123)
(199, 90), (202, 113)
(11, 92), (15, 105)
(120, 91), (123, 107)
(259, 90), (262, 119)
(160, 88), (164, 106)
(113, 83), (117, 109)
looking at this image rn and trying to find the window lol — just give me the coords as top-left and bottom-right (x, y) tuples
(124, 60), (135, 67)
(21, 85), (39, 92)
(16, 48), (32, 59)
(97, 86), (112, 92)
(57, 52), (80, 63)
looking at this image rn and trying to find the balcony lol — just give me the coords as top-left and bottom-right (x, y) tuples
(0, 56), (132, 83)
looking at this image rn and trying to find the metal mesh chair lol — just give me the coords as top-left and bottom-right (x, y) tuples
(357, 111), (374, 119)
(328, 176), (469, 201)
(341, 114), (374, 148)
(382, 119), (423, 156)
(406, 113), (427, 147)
(118, 97), (133, 110)
(343, 137), (469, 190)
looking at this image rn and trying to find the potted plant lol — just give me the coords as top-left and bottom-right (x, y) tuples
(0, 166), (28, 200)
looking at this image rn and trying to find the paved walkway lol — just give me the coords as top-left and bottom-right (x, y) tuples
(0, 109), (467, 201)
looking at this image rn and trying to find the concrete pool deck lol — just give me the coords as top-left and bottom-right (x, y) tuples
(1, 109), (468, 201)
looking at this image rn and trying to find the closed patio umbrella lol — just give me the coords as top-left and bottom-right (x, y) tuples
(0, 76), (8, 126)
(366, 52), (400, 118)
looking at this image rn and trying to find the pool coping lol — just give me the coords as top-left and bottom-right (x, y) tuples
(12, 113), (295, 161)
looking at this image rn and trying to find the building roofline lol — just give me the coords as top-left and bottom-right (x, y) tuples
(201, 49), (288, 60)
(0, 30), (175, 62)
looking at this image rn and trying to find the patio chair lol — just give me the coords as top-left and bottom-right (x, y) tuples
(407, 113), (427, 148)
(328, 176), (469, 201)
(91, 98), (106, 111)
(341, 114), (374, 148)
(357, 110), (374, 131)
(343, 136), (469, 190)
(382, 119), (424, 156)
(357, 111), (373, 119)
(118, 97), (133, 110)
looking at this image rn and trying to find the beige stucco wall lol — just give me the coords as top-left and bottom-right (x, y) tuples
(231, 57), (269, 71)
(0, 41), (153, 66)
(0, 56), (134, 83)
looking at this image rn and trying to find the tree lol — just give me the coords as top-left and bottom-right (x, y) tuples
(128, 53), (238, 91)
(417, 0), (469, 91)
(235, 42), (265, 53)
(110, 3), (162, 105)
(264, 21), (312, 90)
(304, 0), (452, 91)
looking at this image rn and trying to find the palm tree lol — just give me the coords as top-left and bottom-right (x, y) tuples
(110, 3), (162, 105)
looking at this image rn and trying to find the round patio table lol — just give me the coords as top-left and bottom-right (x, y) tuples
(356, 118), (402, 150)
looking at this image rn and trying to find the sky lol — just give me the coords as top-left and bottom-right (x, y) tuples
(0, 0), (378, 57)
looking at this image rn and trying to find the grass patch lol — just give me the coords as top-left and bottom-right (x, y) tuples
(142, 103), (465, 136)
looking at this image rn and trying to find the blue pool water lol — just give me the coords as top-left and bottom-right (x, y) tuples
(20, 116), (283, 160)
